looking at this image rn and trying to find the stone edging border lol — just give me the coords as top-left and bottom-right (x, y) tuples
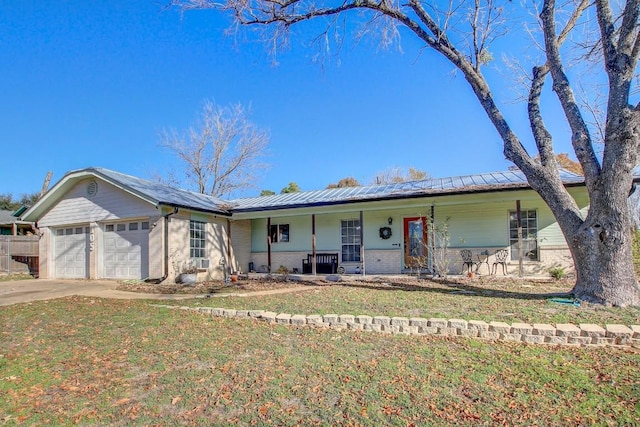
(155, 305), (640, 348)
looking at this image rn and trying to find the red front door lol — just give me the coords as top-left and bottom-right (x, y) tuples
(404, 217), (428, 268)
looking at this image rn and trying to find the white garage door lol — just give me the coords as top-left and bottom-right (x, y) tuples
(54, 226), (89, 279)
(103, 221), (149, 280)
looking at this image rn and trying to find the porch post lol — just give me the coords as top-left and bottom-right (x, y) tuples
(312, 214), (316, 275)
(226, 218), (231, 269)
(516, 200), (523, 277)
(359, 210), (365, 276)
(267, 217), (272, 273)
(430, 205), (435, 274)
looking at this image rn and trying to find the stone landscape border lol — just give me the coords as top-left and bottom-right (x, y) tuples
(156, 305), (640, 348)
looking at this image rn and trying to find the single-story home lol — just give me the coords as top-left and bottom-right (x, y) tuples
(21, 166), (607, 281)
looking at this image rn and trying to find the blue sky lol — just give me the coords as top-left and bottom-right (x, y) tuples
(0, 2), (575, 199)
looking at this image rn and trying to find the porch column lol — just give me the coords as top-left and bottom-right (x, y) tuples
(430, 205), (435, 273)
(516, 200), (523, 277)
(312, 214), (316, 275)
(267, 217), (272, 273)
(359, 210), (365, 276)
(226, 218), (231, 269)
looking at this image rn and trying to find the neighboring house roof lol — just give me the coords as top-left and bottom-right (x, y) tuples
(0, 209), (33, 229)
(229, 169), (588, 212)
(22, 167), (232, 221)
(0, 210), (18, 224)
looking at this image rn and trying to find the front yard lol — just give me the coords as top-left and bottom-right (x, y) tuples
(1, 277), (640, 425)
(152, 275), (640, 326)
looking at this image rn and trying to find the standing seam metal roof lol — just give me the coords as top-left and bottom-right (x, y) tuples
(228, 170), (587, 212)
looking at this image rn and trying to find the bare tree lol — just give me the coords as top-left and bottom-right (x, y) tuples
(159, 100), (270, 198)
(374, 167), (429, 184)
(172, 0), (640, 306)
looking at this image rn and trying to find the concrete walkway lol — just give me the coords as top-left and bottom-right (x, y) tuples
(0, 279), (318, 307)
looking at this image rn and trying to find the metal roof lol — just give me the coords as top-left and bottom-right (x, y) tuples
(229, 169), (587, 212)
(22, 167), (232, 221)
(91, 168), (231, 214)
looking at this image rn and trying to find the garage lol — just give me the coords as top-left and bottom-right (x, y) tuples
(54, 226), (90, 279)
(102, 220), (149, 280)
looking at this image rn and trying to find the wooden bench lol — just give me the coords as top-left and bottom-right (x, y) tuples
(302, 253), (339, 274)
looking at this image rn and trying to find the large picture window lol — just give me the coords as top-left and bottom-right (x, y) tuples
(190, 220), (206, 259)
(341, 219), (361, 263)
(269, 224), (290, 243)
(509, 210), (538, 261)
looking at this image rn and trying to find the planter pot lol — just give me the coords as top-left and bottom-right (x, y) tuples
(178, 273), (197, 285)
(467, 272), (475, 279)
(230, 274), (238, 283)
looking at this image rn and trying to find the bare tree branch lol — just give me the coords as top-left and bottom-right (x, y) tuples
(541, 0), (601, 183)
(159, 100), (270, 198)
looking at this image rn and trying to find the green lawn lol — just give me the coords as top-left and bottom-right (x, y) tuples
(1, 296), (639, 426)
(177, 277), (640, 326)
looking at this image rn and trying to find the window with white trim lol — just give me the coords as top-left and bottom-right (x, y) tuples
(509, 210), (539, 261)
(341, 219), (361, 263)
(190, 220), (206, 259)
(269, 224), (290, 243)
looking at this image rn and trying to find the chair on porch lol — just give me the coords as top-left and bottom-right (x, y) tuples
(492, 249), (508, 275)
(460, 249), (474, 274)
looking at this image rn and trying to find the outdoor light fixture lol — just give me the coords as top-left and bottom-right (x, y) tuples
(388, 217), (393, 225)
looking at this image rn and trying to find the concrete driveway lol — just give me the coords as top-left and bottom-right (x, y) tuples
(0, 279), (202, 307)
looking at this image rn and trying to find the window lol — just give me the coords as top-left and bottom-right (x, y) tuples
(141, 222), (150, 230)
(190, 220), (206, 259)
(269, 224), (290, 243)
(341, 219), (361, 262)
(129, 222), (138, 231)
(116, 224), (126, 232)
(509, 210), (539, 261)
(106, 224), (114, 232)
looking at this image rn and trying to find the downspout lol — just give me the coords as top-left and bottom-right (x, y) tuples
(145, 206), (178, 284)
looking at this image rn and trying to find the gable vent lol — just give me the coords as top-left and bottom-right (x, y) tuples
(87, 181), (98, 197)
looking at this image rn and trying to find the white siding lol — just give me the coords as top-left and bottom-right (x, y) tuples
(38, 178), (158, 227)
(230, 220), (252, 274)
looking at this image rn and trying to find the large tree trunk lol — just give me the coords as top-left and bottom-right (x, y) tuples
(555, 165), (640, 306)
(569, 212), (640, 307)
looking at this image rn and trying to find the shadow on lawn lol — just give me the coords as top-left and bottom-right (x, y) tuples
(337, 278), (574, 301)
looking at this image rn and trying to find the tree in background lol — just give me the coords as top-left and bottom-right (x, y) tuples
(326, 177), (361, 189)
(374, 167), (429, 184)
(172, 0), (640, 305)
(159, 100), (270, 198)
(259, 189), (276, 196)
(280, 182), (301, 193)
(0, 193), (40, 211)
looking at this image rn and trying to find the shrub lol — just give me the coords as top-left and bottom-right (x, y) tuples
(549, 266), (566, 280)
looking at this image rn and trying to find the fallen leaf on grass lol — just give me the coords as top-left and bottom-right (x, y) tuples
(171, 396), (181, 405)
(112, 398), (132, 406)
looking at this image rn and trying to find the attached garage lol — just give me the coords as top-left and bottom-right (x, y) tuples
(22, 167), (232, 281)
(102, 220), (150, 280)
(54, 226), (90, 279)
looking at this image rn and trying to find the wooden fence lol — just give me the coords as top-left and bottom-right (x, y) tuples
(0, 235), (39, 276)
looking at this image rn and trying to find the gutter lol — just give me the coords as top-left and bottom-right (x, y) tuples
(145, 206), (179, 284)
